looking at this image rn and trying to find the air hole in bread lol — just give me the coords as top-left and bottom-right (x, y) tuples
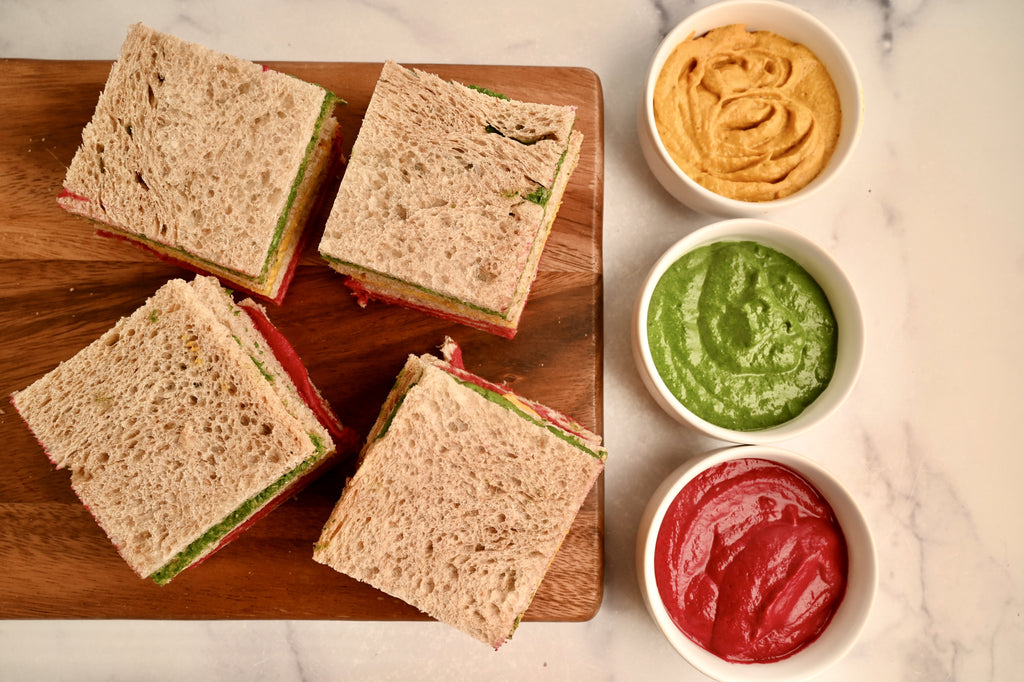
(103, 332), (120, 347)
(260, 423), (273, 436)
(135, 172), (150, 191)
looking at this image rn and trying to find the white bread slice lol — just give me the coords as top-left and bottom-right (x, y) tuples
(318, 61), (583, 338)
(313, 339), (606, 648)
(11, 276), (341, 583)
(57, 24), (340, 302)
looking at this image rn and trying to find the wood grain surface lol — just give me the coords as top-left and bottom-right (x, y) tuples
(0, 60), (604, 621)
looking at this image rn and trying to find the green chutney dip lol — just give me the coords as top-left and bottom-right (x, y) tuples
(647, 240), (837, 431)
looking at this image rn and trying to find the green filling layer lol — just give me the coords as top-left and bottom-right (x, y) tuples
(321, 130), (574, 317)
(467, 84), (510, 100)
(449, 375), (605, 461)
(320, 254), (507, 319)
(250, 356), (275, 383)
(523, 186), (552, 206)
(529, 143), (571, 208)
(261, 91), (338, 280)
(77, 89), (337, 288)
(372, 368), (604, 462)
(374, 392), (410, 443)
(148, 434), (327, 585)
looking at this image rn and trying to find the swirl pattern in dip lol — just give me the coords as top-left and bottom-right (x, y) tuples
(654, 24), (841, 202)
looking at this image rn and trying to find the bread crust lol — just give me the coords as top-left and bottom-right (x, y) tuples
(319, 61), (582, 337)
(314, 343), (605, 647)
(57, 24), (339, 301)
(11, 276), (339, 582)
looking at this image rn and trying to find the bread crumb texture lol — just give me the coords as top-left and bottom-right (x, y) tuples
(320, 61), (579, 315)
(61, 24), (329, 277)
(314, 363), (603, 647)
(12, 277), (321, 578)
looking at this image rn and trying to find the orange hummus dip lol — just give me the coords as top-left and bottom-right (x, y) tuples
(654, 24), (841, 202)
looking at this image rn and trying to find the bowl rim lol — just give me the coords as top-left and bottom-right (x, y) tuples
(632, 218), (865, 443)
(635, 445), (878, 681)
(639, 0), (864, 215)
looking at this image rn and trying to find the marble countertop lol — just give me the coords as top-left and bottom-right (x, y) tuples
(2, 0), (1022, 680)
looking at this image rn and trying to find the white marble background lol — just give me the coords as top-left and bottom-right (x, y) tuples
(2, 0), (1022, 680)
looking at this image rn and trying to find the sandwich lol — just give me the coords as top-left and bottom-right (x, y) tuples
(318, 61), (583, 338)
(57, 24), (342, 304)
(10, 275), (359, 584)
(313, 338), (607, 648)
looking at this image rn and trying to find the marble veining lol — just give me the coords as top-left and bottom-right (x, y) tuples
(2, 0), (1023, 680)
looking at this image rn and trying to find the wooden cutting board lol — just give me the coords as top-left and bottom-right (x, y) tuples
(0, 60), (605, 621)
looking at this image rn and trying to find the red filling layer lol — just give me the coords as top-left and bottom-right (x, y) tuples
(56, 188), (301, 304)
(10, 298), (359, 582)
(93, 228), (302, 306)
(344, 277), (518, 339)
(238, 301), (360, 454)
(184, 446), (338, 574)
(57, 188), (91, 203)
(436, 341), (596, 445)
(168, 304), (358, 579)
(654, 458), (848, 663)
(57, 114), (344, 307)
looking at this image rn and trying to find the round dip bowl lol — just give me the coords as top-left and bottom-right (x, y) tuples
(636, 445), (877, 681)
(632, 219), (864, 444)
(637, 0), (863, 217)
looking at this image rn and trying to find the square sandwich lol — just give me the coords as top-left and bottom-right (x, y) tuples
(57, 24), (341, 303)
(11, 276), (357, 584)
(313, 338), (606, 647)
(318, 61), (583, 338)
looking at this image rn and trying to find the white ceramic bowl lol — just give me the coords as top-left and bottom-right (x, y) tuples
(632, 219), (864, 444)
(638, 0), (863, 216)
(636, 446), (877, 681)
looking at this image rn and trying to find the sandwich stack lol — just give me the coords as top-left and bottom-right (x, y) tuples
(11, 276), (358, 584)
(319, 61), (583, 338)
(57, 24), (342, 304)
(313, 338), (606, 647)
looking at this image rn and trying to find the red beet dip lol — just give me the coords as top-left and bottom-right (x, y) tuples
(654, 458), (848, 663)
